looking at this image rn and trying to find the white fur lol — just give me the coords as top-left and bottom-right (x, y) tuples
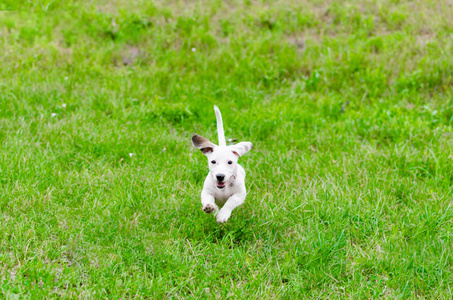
(214, 106), (226, 147)
(192, 106), (253, 223)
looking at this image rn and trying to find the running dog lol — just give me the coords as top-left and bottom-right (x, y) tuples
(192, 106), (253, 223)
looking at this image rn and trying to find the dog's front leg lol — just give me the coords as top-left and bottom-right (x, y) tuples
(216, 193), (245, 223)
(201, 191), (218, 214)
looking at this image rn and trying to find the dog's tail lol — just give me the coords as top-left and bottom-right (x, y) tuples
(214, 105), (226, 146)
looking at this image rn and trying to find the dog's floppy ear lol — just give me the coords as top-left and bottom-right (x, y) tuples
(192, 134), (216, 155)
(229, 142), (253, 157)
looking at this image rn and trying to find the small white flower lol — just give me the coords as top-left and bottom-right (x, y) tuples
(62, 103), (67, 108)
(129, 153), (134, 157)
(64, 76), (68, 80)
(51, 113), (57, 117)
(191, 48), (196, 52)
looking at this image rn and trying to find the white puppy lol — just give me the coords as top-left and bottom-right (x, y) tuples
(192, 106), (253, 223)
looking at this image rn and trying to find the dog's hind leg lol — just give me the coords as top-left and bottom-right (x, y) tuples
(201, 191), (218, 214)
(216, 193), (245, 223)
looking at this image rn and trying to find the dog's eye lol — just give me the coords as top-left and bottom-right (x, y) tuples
(228, 160), (233, 165)
(211, 160), (216, 164)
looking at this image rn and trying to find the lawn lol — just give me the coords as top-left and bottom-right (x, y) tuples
(1, 0), (453, 298)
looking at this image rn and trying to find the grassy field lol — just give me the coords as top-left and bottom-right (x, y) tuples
(1, 0), (453, 298)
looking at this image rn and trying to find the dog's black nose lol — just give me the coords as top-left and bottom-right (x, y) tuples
(216, 173), (225, 182)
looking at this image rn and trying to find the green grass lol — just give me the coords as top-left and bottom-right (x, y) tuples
(1, 0), (453, 298)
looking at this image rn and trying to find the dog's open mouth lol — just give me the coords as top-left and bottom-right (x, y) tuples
(216, 181), (226, 189)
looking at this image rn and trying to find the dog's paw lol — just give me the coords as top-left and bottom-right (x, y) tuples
(203, 203), (216, 214)
(216, 210), (232, 224)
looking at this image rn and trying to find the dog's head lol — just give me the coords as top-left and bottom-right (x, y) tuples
(192, 134), (252, 189)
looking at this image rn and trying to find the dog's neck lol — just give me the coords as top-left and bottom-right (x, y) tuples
(226, 170), (238, 184)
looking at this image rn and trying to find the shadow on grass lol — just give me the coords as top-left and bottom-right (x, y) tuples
(207, 214), (257, 246)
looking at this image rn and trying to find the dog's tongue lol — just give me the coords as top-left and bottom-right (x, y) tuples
(217, 182), (226, 188)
